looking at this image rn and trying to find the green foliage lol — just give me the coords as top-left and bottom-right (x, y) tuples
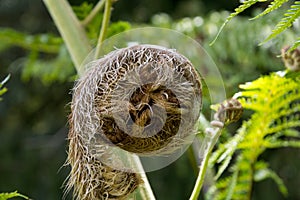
(254, 161), (288, 196)
(0, 28), (62, 54)
(290, 35), (300, 50)
(0, 28), (73, 84)
(210, 0), (267, 45)
(72, 2), (94, 20)
(264, 1), (300, 44)
(0, 191), (28, 200)
(0, 75), (10, 101)
(21, 47), (75, 85)
(213, 0), (300, 49)
(251, 0), (289, 20)
(106, 21), (131, 38)
(0, 4), (131, 85)
(207, 71), (300, 200)
(152, 11), (297, 96)
(72, 2), (131, 45)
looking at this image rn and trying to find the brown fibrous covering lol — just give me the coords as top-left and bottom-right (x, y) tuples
(66, 45), (202, 199)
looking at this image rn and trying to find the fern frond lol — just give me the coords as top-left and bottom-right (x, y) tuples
(268, 115), (300, 134)
(239, 73), (300, 113)
(225, 169), (239, 200)
(208, 71), (300, 200)
(288, 36), (300, 51)
(210, 0), (266, 45)
(282, 128), (300, 137)
(0, 191), (28, 200)
(272, 102), (300, 122)
(210, 154), (254, 200)
(251, 0), (289, 20)
(208, 177), (233, 200)
(262, 1), (300, 44)
(210, 122), (248, 180)
(254, 161), (288, 196)
(211, 0), (300, 48)
(264, 139), (300, 148)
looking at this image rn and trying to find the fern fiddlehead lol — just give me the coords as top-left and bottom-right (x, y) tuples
(66, 44), (202, 200)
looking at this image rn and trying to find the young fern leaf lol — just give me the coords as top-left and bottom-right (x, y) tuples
(288, 36), (300, 51)
(262, 1), (300, 44)
(251, 0), (289, 20)
(209, 123), (248, 180)
(210, 0), (266, 45)
(225, 167), (239, 200)
(207, 72), (300, 200)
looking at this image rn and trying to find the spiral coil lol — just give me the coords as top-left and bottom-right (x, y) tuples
(67, 45), (202, 199)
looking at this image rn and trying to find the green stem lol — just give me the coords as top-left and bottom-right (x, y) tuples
(189, 145), (212, 200)
(43, 0), (92, 76)
(82, 0), (106, 26)
(189, 119), (223, 200)
(94, 0), (113, 59)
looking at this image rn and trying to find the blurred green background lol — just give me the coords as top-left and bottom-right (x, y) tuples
(0, 0), (299, 199)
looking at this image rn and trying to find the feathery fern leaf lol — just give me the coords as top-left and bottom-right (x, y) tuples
(288, 35), (300, 51)
(207, 71), (300, 200)
(0, 191), (28, 200)
(209, 123), (248, 180)
(212, 0), (300, 48)
(251, 0), (289, 20)
(262, 1), (300, 44)
(210, 0), (266, 45)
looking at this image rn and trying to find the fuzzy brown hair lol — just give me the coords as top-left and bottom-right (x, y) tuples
(66, 45), (202, 199)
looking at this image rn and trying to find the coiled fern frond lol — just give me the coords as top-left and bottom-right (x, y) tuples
(206, 71), (300, 200)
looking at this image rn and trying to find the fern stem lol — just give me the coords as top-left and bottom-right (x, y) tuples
(189, 122), (223, 200)
(43, 0), (92, 75)
(82, 0), (106, 26)
(190, 99), (243, 200)
(94, 0), (113, 59)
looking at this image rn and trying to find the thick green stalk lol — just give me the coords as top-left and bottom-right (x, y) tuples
(94, 0), (113, 59)
(43, 1), (155, 199)
(43, 0), (92, 75)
